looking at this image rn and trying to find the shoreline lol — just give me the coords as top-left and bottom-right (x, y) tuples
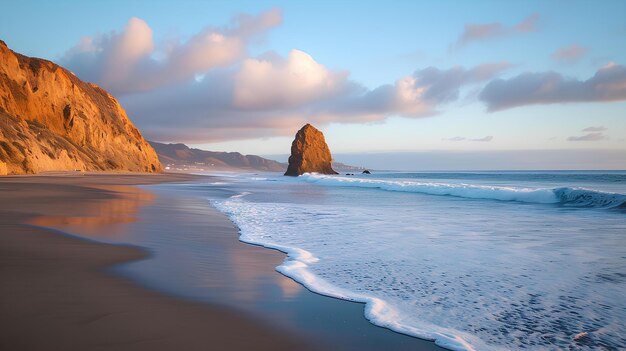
(215, 197), (467, 351)
(0, 172), (445, 350)
(136, 178), (446, 350)
(0, 173), (317, 351)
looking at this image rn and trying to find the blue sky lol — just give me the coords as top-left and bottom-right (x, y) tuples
(1, 1), (625, 169)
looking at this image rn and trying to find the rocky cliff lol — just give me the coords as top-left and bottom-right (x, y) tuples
(285, 124), (337, 176)
(0, 40), (161, 175)
(150, 141), (285, 172)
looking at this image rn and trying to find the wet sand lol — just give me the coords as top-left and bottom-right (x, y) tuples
(0, 172), (444, 350)
(0, 173), (315, 351)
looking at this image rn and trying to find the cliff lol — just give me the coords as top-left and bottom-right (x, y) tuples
(0, 40), (161, 175)
(150, 141), (285, 172)
(285, 124), (338, 176)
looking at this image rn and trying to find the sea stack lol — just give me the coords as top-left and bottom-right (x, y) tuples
(0, 40), (161, 175)
(284, 124), (338, 176)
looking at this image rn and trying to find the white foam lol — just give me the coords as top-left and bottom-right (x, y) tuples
(213, 188), (626, 351)
(215, 194), (484, 351)
(229, 191), (251, 198)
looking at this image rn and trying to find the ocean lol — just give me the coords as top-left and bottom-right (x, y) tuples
(213, 171), (626, 351)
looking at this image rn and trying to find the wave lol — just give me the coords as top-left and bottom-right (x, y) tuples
(553, 187), (626, 209)
(230, 191), (251, 198)
(213, 193), (480, 351)
(300, 174), (626, 209)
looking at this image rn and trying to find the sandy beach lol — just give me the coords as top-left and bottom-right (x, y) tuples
(0, 173), (443, 351)
(2, 2), (624, 348)
(0, 173), (317, 351)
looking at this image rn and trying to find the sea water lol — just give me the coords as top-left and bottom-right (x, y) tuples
(213, 171), (626, 351)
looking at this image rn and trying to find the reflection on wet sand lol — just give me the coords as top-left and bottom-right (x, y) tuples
(226, 242), (305, 302)
(0, 174), (315, 351)
(30, 185), (155, 239)
(277, 274), (302, 299)
(31, 183), (305, 307)
(12, 179), (444, 350)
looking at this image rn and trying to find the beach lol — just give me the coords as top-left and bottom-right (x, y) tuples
(0, 173), (443, 351)
(0, 173), (314, 350)
(4, 171), (622, 350)
(3, 2), (624, 349)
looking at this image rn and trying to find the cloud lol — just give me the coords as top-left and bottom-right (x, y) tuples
(582, 126), (607, 132)
(60, 12), (515, 143)
(444, 136), (493, 142)
(514, 13), (541, 33)
(567, 132), (607, 141)
(471, 135), (493, 142)
(412, 62), (512, 103)
(568, 126), (609, 141)
(233, 50), (348, 109)
(323, 61), (512, 121)
(479, 62), (626, 111)
(455, 13), (539, 48)
(120, 58), (509, 142)
(61, 9), (282, 94)
(551, 44), (588, 63)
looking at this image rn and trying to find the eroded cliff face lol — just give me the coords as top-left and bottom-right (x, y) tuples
(0, 40), (161, 175)
(285, 124), (337, 176)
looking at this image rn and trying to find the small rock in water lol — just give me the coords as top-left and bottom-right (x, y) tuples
(362, 170), (371, 174)
(573, 332), (589, 342)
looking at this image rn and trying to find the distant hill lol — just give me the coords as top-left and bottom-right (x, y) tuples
(149, 141), (285, 172)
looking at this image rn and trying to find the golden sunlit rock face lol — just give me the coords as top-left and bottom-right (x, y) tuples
(0, 40), (161, 175)
(284, 124), (337, 176)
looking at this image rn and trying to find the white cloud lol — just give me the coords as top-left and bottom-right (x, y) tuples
(61, 9), (282, 94)
(233, 50), (347, 109)
(58, 11), (523, 143)
(119, 58), (509, 142)
(101, 17), (154, 88)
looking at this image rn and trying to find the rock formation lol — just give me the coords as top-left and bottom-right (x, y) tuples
(0, 40), (161, 175)
(284, 124), (337, 176)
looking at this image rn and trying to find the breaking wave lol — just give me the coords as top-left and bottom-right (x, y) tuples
(301, 174), (626, 209)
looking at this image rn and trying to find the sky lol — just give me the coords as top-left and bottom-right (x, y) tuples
(1, 0), (625, 169)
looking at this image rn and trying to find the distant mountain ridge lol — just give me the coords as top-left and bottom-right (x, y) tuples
(149, 141), (285, 172)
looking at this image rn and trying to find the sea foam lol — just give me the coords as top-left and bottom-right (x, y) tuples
(213, 194), (481, 351)
(211, 172), (626, 350)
